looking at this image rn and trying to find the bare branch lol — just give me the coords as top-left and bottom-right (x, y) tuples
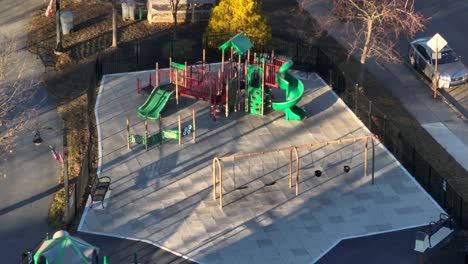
(325, 0), (428, 65)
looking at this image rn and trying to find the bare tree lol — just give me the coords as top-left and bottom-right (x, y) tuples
(0, 34), (37, 153)
(325, 0), (428, 82)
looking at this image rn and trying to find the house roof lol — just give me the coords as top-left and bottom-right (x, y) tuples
(219, 33), (253, 56)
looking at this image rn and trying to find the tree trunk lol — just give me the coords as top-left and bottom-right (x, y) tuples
(358, 19), (373, 87)
(112, 4), (117, 48)
(172, 12), (178, 39)
(360, 20), (373, 65)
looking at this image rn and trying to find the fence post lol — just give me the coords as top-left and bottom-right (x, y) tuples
(315, 47), (320, 71)
(443, 180), (447, 209)
(368, 101), (372, 131)
(74, 182), (78, 218)
(459, 197), (463, 226)
(296, 42), (299, 60)
(383, 115), (387, 144)
(354, 83), (358, 115)
(134, 44), (139, 70)
(428, 165), (432, 192)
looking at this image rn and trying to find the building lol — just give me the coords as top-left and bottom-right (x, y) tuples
(147, 0), (216, 24)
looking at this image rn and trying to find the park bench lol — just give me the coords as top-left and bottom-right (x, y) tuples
(426, 213), (453, 247)
(415, 213), (454, 252)
(89, 176), (112, 208)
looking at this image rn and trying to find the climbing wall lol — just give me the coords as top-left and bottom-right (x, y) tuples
(247, 65), (269, 115)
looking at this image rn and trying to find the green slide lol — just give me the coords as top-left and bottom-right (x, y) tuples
(272, 60), (306, 120)
(138, 87), (174, 120)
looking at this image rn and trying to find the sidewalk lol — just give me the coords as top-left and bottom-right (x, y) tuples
(299, 0), (468, 172)
(0, 0), (63, 261)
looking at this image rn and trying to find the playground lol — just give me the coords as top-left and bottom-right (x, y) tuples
(78, 35), (444, 263)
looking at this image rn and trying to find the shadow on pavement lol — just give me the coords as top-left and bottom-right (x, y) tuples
(77, 232), (196, 264)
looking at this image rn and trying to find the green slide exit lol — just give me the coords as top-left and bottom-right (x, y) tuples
(271, 60), (306, 120)
(138, 87), (174, 120)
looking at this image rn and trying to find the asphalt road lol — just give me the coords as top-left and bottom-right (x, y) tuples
(0, 0), (63, 262)
(406, 0), (468, 114)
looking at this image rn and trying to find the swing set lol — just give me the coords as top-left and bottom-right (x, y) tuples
(212, 135), (375, 208)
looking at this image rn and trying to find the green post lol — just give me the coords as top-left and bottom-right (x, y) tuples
(103, 256), (108, 264)
(139, 7), (143, 20)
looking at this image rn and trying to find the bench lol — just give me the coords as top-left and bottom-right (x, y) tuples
(89, 176), (112, 208)
(427, 213), (453, 247)
(415, 213), (453, 252)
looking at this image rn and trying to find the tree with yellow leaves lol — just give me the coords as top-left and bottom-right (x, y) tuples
(205, 0), (271, 47)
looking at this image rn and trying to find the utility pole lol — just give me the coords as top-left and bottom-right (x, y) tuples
(433, 46), (439, 99)
(427, 34), (447, 99)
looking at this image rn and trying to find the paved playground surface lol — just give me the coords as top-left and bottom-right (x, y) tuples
(79, 68), (444, 263)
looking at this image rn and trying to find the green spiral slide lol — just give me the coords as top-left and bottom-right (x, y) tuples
(138, 87), (174, 120)
(272, 60), (306, 120)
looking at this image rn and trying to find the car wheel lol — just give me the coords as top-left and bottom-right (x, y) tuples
(410, 55), (416, 69)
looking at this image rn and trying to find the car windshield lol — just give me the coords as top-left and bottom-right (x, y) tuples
(437, 50), (459, 64)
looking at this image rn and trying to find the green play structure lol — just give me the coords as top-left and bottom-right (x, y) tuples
(127, 111), (195, 151)
(135, 33), (305, 125)
(216, 33), (305, 120)
(272, 60), (306, 120)
(138, 87), (174, 120)
(247, 64), (270, 115)
(245, 59), (305, 120)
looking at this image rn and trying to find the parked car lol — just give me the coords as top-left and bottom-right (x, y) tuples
(409, 37), (468, 88)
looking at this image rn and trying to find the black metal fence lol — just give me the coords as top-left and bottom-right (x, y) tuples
(94, 34), (467, 228)
(67, 61), (98, 222)
(313, 48), (466, 227)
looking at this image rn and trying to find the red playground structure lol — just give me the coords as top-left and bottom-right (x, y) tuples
(145, 33), (302, 121)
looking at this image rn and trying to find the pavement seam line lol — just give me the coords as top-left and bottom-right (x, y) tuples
(312, 75), (447, 263)
(316, 75), (446, 213)
(78, 72), (202, 263)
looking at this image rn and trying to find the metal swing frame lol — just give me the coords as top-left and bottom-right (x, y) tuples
(212, 135), (375, 208)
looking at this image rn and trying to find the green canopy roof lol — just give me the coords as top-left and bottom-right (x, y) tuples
(219, 33), (253, 56)
(34, 231), (99, 264)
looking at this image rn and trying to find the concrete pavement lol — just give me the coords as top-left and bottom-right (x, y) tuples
(0, 0), (63, 261)
(78, 69), (444, 263)
(77, 232), (195, 264)
(299, 0), (468, 172)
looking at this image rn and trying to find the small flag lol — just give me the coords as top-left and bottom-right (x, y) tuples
(51, 148), (64, 163)
(45, 0), (54, 17)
